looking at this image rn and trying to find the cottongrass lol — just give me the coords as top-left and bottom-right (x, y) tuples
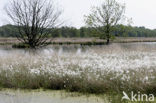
(0, 44), (155, 95)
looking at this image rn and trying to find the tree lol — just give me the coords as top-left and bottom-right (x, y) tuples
(6, 0), (62, 48)
(85, 0), (125, 44)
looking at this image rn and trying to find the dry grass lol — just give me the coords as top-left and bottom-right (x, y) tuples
(1, 37), (156, 45)
(115, 37), (156, 43)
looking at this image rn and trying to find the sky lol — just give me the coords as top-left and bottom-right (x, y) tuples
(0, 0), (156, 29)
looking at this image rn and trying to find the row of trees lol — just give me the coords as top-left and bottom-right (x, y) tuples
(1, 24), (156, 38)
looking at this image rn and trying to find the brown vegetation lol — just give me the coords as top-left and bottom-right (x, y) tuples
(1, 37), (156, 45)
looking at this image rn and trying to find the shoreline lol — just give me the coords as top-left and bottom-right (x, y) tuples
(1, 37), (156, 45)
(0, 88), (109, 103)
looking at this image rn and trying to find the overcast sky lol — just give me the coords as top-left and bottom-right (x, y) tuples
(0, 0), (156, 29)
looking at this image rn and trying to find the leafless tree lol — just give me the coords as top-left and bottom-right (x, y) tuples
(6, 0), (62, 48)
(85, 0), (125, 44)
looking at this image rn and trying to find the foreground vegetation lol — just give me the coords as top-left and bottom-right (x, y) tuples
(0, 45), (155, 96)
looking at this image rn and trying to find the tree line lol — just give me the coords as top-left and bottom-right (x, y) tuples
(2, 0), (156, 48)
(0, 24), (156, 38)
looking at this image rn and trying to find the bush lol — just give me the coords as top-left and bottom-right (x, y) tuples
(12, 43), (30, 48)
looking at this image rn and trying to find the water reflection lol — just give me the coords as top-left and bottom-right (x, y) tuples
(0, 90), (108, 103)
(0, 42), (156, 55)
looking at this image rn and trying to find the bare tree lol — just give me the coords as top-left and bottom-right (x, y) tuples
(6, 0), (62, 48)
(85, 0), (125, 44)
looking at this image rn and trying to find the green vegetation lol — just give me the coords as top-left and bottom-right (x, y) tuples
(12, 43), (31, 48)
(0, 24), (156, 38)
(84, 0), (125, 44)
(0, 65), (155, 95)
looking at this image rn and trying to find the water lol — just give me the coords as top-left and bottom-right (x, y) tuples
(0, 89), (107, 103)
(0, 42), (156, 55)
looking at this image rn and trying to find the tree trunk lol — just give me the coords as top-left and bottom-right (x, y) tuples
(106, 38), (110, 45)
(106, 24), (110, 45)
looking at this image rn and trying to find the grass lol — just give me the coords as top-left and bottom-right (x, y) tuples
(1, 67), (155, 95)
(1, 37), (156, 46)
(0, 44), (156, 102)
(0, 45), (156, 93)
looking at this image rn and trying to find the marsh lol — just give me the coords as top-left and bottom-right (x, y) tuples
(0, 42), (156, 103)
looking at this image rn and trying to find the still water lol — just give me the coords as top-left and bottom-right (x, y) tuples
(0, 89), (107, 103)
(0, 42), (156, 55)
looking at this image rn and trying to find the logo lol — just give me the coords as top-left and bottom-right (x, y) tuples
(122, 91), (155, 102)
